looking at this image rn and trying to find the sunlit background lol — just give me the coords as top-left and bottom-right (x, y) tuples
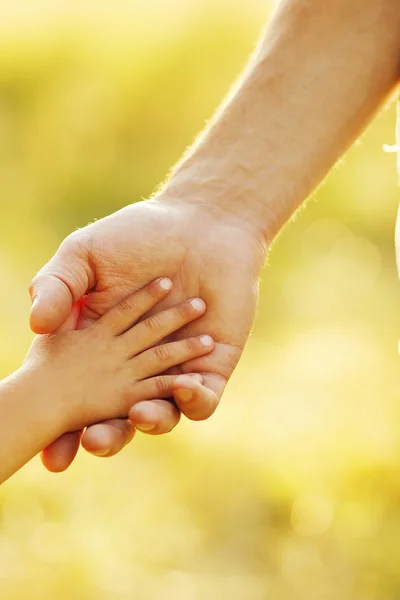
(1, 1), (399, 598)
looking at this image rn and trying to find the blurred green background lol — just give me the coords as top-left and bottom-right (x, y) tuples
(1, 1), (400, 598)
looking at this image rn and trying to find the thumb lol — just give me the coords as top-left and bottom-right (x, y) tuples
(29, 234), (93, 334)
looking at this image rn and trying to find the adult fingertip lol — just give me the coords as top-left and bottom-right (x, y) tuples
(85, 447), (111, 457)
(40, 432), (81, 472)
(172, 377), (220, 421)
(189, 373), (203, 383)
(81, 424), (116, 456)
(29, 299), (50, 334)
(129, 400), (180, 435)
(29, 298), (61, 334)
(81, 421), (135, 457)
(40, 452), (73, 473)
(173, 375), (202, 404)
(135, 423), (156, 433)
(174, 374), (199, 388)
(29, 275), (74, 334)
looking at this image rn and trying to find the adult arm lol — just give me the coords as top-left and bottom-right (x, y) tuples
(166, 0), (400, 240)
(31, 0), (400, 469)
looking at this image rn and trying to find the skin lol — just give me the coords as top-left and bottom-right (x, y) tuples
(34, 201), (265, 469)
(0, 278), (215, 484)
(396, 106), (400, 277)
(30, 0), (400, 471)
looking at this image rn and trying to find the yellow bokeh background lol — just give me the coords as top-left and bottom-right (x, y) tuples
(1, 1), (399, 598)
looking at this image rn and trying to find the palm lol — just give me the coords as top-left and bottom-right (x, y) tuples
(77, 200), (264, 395)
(33, 198), (265, 471)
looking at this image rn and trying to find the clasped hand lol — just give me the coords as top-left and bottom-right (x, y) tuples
(29, 199), (266, 471)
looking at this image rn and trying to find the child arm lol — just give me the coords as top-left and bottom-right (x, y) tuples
(0, 368), (67, 484)
(0, 278), (215, 484)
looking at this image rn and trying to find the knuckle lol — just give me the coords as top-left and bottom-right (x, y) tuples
(154, 344), (170, 362)
(144, 315), (161, 332)
(155, 376), (171, 396)
(185, 338), (199, 354)
(175, 304), (188, 321)
(63, 230), (80, 246)
(62, 229), (87, 255)
(118, 297), (137, 316)
(145, 284), (159, 300)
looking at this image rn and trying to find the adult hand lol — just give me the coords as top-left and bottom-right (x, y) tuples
(30, 0), (400, 472)
(30, 196), (266, 471)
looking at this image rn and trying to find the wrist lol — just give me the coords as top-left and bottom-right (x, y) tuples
(0, 367), (68, 483)
(159, 55), (292, 247)
(16, 363), (69, 441)
(159, 0), (400, 250)
(162, 161), (274, 251)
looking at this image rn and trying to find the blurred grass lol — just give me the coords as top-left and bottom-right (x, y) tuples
(0, 1), (399, 599)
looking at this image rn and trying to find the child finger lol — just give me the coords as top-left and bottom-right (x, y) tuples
(124, 373), (203, 409)
(132, 335), (214, 379)
(98, 278), (172, 335)
(56, 303), (80, 333)
(120, 298), (206, 356)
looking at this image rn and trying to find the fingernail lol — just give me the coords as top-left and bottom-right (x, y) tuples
(136, 423), (156, 432)
(200, 335), (213, 348)
(189, 298), (205, 311)
(32, 297), (39, 309)
(90, 448), (110, 457)
(158, 278), (172, 290)
(175, 389), (193, 403)
(190, 373), (203, 383)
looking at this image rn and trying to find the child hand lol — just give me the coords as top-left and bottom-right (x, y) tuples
(23, 278), (214, 435)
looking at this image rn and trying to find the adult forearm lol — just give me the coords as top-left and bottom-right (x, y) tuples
(164, 0), (400, 244)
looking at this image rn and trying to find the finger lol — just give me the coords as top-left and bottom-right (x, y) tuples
(168, 342), (239, 420)
(172, 374), (221, 421)
(124, 372), (203, 408)
(98, 278), (172, 336)
(29, 232), (93, 334)
(132, 335), (214, 379)
(81, 419), (135, 457)
(183, 371), (227, 420)
(40, 430), (82, 473)
(121, 298), (206, 356)
(129, 400), (180, 435)
(56, 303), (81, 332)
